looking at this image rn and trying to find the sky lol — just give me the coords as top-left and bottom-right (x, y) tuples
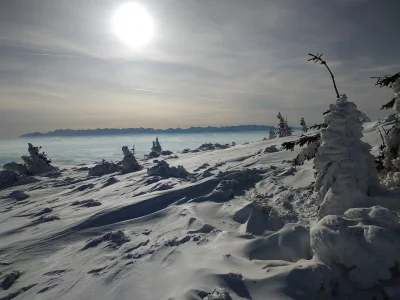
(0, 0), (399, 138)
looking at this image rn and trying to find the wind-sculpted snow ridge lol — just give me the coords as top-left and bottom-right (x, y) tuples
(1, 129), (400, 300)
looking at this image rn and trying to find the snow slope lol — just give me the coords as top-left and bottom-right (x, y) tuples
(0, 125), (398, 300)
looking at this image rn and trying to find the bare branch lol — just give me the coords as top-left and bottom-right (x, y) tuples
(380, 97), (396, 110)
(308, 53), (340, 99)
(371, 72), (400, 88)
(310, 123), (328, 130)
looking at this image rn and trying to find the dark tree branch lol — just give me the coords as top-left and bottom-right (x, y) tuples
(371, 72), (400, 88)
(310, 123), (328, 130)
(282, 133), (321, 152)
(323, 109), (331, 115)
(380, 97), (396, 110)
(308, 53), (340, 99)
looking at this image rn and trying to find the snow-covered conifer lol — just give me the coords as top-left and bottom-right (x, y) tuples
(372, 72), (400, 186)
(3, 143), (58, 176)
(121, 145), (141, 173)
(313, 94), (381, 217)
(300, 117), (308, 133)
(269, 127), (276, 139)
(277, 113), (292, 137)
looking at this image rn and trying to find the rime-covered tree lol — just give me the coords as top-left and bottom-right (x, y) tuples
(149, 138), (163, 158)
(300, 117), (308, 133)
(313, 94), (380, 218)
(121, 145), (141, 173)
(282, 53), (380, 218)
(277, 113), (292, 137)
(372, 72), (400, 186)
(3, 143), (58, 176)
(269, 127), (276, 139)
(151, 137), (162, 154)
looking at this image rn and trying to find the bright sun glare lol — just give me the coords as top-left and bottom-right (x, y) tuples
(113, 3), (154, 48)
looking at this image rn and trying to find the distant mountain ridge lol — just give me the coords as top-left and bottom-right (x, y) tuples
(20, 125), (275, 138)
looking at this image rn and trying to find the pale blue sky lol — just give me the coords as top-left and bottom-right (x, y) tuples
(0, 0), (398, 137)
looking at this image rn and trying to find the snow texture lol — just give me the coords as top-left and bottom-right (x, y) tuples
(311, 206), (400, 289)
(1, 124), (400, 300)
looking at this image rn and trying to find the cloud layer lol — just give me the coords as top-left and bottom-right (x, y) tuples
(0, 0), (399, 137)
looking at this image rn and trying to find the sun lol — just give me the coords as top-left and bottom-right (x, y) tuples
(113, 3), (154, 48)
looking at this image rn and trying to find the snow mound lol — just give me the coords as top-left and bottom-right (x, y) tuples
(82, 230), (130, 250)
(264, 145), (279, 153)
(374, 113), (396, 127)
(88, 160), (120, 177)
(243, 224), (311, 262)
(147, 160), (189, 178)
(103, 176), (118, 187)
(0, 170), (18, 189)
(311, 206), (400, 289)
(234, 202), (284, 235)
(34, 207), (53, 216)
(7, 190), (29, 201)
(71, 199), (102, 207)
(32, 215), (60, 224)
(1, 271), (21, 290)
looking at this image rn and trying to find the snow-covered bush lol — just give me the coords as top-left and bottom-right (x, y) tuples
(88, 160), (120, 177)
(22, 143), (57, 175)
(161, 150), (173, 156)
(3, 143), (58, 176)
(375, 76), (400, 187)
(3, 162), (28, 175)
(0, 170), (18, 189)
(313, 95), (381, 217)
(121, 146), (141, 174)
(300, 117), (308, 133)
(151, 137), (162, 154)
(147, 160), (189, 178)
(277, 112), (292, 137)
(268, 127), (276, 139)
(311, 206), (400, 289)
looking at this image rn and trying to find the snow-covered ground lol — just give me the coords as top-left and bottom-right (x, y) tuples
(0, 123), (398, 300)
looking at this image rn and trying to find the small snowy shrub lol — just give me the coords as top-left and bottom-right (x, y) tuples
(372, 73), (400, 186)
(300, 117), (308, 133)
(121, 145), (141, 173)
(3, 143), (58, 176)
(277, 112), (292, 137)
